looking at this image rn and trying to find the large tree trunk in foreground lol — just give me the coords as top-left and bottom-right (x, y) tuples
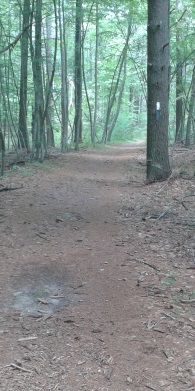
(146, 0), (171, 182)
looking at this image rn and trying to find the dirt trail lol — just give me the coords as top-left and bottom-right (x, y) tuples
(0, 144), (195, 391)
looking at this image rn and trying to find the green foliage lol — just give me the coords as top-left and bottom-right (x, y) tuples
(0, 0), (194, 154)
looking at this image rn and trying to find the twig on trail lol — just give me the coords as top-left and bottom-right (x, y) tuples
(175, 199), (188, 210)
(146, 319), (161, 330)
(161, 312), (176, 320)
(181, 201), (188, 210)
(155, 181), (169, 195)
(154, 171), (175, 195)
(105, 367), (113, 380)
(145, 384), (158, 391)
(36, 313), (54, 321)
(43, 314), (53, 321)
(146, 320), (156, 330)
(18, 336), (37, 342)
(128, 257), (161, 272)
(155, 209), (170, 220)
(183, 221), (195, 227)
(0, 184), (23, 192)
(128, 179), (142, 184)
(173, 195), (195, 210)
(37, 298), (49, 305)
(37, 309), (48, 313)
(36, 233), (49, 241)
(0, 364), (12, 371)
(10, 363), (33, 373)
(180, 299), (195, 304)
(183, 193), (195, 198)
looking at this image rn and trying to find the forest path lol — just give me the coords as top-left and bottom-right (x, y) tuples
(0, 143), (195, 391)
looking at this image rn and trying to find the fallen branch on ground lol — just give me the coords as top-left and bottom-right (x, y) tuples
(127, 257), (161, 272)
(36, 233), (49, 241)
(0, 184), (23, 192)
(10, 363), (33, 373)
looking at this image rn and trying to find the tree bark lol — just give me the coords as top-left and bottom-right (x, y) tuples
(147, 0), (171, 182)
(92, 1), (98, 145)
(0, 129), (5, 176)
(59, 0), (69, 152)
(74, 0), (82, 150)
(175, 58), (183, 142)
(185, 65), (195, 147)
(45, 15), (55, 148)
(107, 59), (127, 142)
(175, 0), (184, 142)
(32, 0), (45, 160)
(101, 20), (131, 143)
(18, 0), (30, 150)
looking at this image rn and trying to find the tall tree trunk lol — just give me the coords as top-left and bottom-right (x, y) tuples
(59, 0), (69, 152)
(101, 20), (131, 143)
(32, 0), (45, 160)
(185, 65), (195, 146)
(146, 0), (171, 182)
(81, 2), (96, 146)
(175, 56), (183, 142)
(45, 15), (55, 148)
(92, 0), (99, 145)
(18, 0), (30, 150)
(107, 58), (127, 142)
(175, 0), (184, 142)
(0, 129), (5, 176)
(74, 0), (82, 150)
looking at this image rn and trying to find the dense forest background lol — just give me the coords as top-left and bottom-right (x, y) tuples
(0, 0), (194, 160)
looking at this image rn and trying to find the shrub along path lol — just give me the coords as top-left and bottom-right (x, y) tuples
(0, 143), (195, 391)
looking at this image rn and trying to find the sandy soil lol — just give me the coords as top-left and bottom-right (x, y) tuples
(0, 143), (195, 391)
